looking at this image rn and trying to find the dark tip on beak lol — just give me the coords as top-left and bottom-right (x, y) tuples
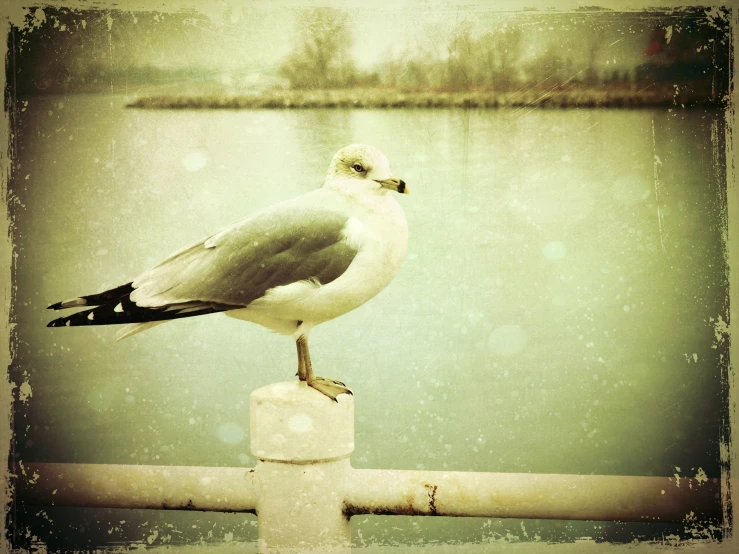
(376, 177), (409, 194)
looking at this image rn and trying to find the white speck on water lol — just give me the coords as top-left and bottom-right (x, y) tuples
(552, 295), (567, 307)
(542, 241), (567, 261)
(488, 325), (528, 356)
(188, 418), (195, 425)
(217, 423), (245, 445)
(182, 150), (208, 172)
(623, 305), (630, 312)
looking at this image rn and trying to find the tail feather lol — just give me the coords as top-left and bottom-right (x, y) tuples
(116, 321), (167, 341)
(47, 283), (240, 331)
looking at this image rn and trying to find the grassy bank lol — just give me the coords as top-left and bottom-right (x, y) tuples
(126, 86), (722, 110)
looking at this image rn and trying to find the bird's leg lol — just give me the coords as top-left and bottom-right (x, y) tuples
(296, 335), (352, 402)
(296, 339), (306, 381)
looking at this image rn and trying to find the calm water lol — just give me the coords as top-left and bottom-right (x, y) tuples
(9, 94), (728, 548)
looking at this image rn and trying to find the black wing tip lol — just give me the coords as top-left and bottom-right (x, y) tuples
(46, 301), (234, 329)
(47, 309), (94, 327)
(47, 283), (135, 311)
(47, 318), (67, 327)
(47, 298), (88, 310)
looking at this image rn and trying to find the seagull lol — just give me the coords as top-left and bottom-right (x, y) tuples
(47, 144), (409, 401)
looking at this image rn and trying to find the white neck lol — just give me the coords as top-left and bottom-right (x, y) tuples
(323, 177), (389, 199)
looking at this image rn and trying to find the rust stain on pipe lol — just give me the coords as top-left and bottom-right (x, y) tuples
(345, 469), (722, 522)
(425, 483), (438, 515)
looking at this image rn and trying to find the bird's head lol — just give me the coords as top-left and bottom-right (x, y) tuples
(324, 144), (408, 196)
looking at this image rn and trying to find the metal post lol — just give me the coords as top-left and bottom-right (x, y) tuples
(250, 381), (353, 553)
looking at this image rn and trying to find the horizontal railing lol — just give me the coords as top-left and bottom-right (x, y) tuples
(13, 382), (723, 553)
(17, 462), (718, 523)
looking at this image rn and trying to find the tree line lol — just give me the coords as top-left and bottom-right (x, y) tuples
(278, 8), (730, 94)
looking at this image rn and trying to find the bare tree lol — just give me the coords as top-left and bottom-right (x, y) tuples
(494, 26), (524, 89)
(279, 8), (357, 89)
(445, 24), (475, 91)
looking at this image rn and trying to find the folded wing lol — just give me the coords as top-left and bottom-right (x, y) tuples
(47, 193), (361, 329)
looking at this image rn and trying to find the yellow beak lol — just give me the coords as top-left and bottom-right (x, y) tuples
(375, 177), (409, 194)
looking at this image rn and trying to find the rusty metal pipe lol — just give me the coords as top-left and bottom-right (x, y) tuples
(15, 462), (258, 513)
(345, 469), (720, 522)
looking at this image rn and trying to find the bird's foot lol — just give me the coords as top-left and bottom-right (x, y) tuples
(307, 377), (353, 402)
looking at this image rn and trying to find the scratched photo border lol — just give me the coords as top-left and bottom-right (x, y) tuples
(0, 0), (737, 552)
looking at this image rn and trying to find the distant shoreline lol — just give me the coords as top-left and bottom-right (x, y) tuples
(126, 87), (723, 110)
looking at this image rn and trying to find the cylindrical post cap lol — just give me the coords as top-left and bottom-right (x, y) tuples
(250, 381), (354, 463)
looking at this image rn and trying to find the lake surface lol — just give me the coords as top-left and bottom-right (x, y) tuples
(8, 94), (728, 549)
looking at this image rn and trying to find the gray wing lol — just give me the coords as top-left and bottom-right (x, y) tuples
(130, 194), (359, 309)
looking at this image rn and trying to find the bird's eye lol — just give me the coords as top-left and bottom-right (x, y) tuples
(352, 163), (364, 173)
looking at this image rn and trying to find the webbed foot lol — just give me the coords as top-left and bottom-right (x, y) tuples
(307, 377), (353, 402)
